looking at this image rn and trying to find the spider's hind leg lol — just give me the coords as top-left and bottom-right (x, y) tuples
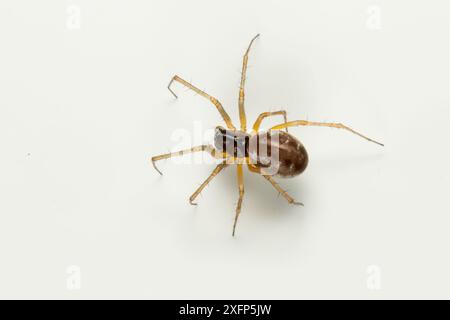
(232, 164), (245, 237)
(271, 120), (384, 146)
(262, 175), (303, 206)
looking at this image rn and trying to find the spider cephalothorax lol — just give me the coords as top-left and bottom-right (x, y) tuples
(213, 126), (249, 159)
(152, 34), (383, 236)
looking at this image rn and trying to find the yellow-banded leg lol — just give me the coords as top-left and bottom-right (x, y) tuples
(262, 175), (303, 205)
(168, 75), (236, 130)
(232, 164), (245, 237)
(252, 110), (289, 132)
(238, 34), (260, 131)
(271, 120), (384, 146)
(151, 145), (226, 175)
(189, 161), (228, 205)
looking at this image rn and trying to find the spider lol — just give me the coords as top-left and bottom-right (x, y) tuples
(151, 34), (383, 236)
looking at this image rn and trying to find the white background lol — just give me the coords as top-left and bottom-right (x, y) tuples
(1, 0), (449, 299)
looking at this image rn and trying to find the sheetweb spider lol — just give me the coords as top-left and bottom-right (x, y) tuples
(152, 34), (383, 236)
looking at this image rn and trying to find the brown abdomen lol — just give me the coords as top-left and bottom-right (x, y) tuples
(248, 131), (308, 178)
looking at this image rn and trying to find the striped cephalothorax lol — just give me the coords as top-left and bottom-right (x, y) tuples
(152, 34), (383, 236)
(214, 126), (249, 159)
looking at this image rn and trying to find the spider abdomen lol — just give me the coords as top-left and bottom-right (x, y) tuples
(248, 131), (308, 178)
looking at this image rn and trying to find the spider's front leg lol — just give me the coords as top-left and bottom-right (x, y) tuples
(168, 75), (236, 130)
(238, 34), (260, 131)
(151, 145), (226, 175)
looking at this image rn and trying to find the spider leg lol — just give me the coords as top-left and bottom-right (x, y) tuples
(271, 120), (384, 146)
(189, 161), (228, 205)
(232, 164), (245, 237)
(252, 110), (289, 132)
(262, 175), (303, 205)
(238, 34), (260, 132)
(151, 145), (225, 175)
(247, 163), (261, 174)
(168, 75), (236, 130)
